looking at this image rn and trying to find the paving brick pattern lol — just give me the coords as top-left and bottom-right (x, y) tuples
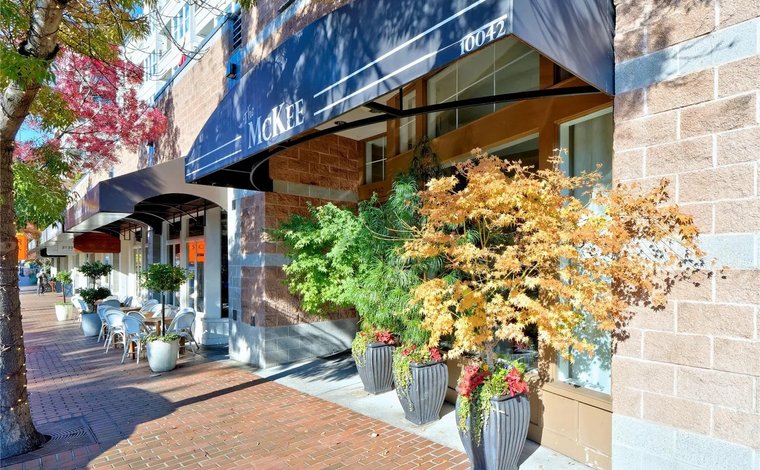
(2, 293), (468, 469)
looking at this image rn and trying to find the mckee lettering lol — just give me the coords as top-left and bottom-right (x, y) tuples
(247, 99), (305, 148)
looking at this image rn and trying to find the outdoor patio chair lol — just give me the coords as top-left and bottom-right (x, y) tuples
(126, 311), (146, 321)
(139, 299), (159, 312)
(104, 311), (125, 354)
(121, 315), (148, 365)
(121, 296), (133, 307)
(166, 311), (198, 354)
(101, 299), (120, 308)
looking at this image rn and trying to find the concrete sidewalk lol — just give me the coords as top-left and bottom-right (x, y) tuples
(254, 354), (582, 469)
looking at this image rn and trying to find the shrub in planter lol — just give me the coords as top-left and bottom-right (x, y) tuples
(145, 333), (181, 372)
(56, 270), (73, 303)
(404, 152), (707, 469)
(78, 287), (111, 310)
(352, 329), (396, 394)
(54, 271), (75, 321)
(140, 263), (191, 337)
(456, 361), (530, 470)
(393, 344), (447, 425)
(78, 287), (111, 335)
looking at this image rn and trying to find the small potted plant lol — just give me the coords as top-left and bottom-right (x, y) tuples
(78, 287), (111, 336)
(140, 263), (190, 372)
(392, 343), (447, 425)
(351, 328), (396, 394)
(54, 270), (75, 321)
(456, 360), (530, 470)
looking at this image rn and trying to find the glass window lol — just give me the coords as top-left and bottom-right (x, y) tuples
(490, 134), (540, 170)
(556, 108), (613, 394)
(364, 136), (386, 184)
(427, 37), (539, 138)
(398, 90), (416, 153)
(187, 239), (205, 313)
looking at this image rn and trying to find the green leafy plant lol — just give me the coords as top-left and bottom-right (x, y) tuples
(351, 329), (397, 367)
(407, 135), (443, 187)
(56, 270), (72, 303)
(271, 203), (364, 316)
(78, 287), (111, 307)
(140, 263), (191, 336)
(143, 332), (180, 343)
(456, 359), (529, 445)
(78, 260), (112, 287)
(392, 344), (444, 402)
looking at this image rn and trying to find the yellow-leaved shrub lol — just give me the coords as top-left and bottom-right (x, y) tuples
(404, 150), (706, 360)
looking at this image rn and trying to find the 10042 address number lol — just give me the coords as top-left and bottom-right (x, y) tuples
(460, 19), (507, 55)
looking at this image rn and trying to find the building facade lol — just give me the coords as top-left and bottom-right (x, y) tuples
(34, 1), (760, 468)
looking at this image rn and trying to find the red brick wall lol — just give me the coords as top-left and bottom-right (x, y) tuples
(269, 135), (362, 191)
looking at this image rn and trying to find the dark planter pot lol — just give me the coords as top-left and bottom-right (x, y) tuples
(396, 360), (448, 425)
(356, 342), (394, 394)
(81, 312), (102, 337)
(456, 394), (530, 470)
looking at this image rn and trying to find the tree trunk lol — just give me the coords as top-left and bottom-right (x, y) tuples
(0, 0), (68, 458)
(0, 140), (45, 456)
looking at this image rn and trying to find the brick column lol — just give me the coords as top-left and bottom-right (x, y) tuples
(228, 135), (361, 367)
(613, 1), (760, 468)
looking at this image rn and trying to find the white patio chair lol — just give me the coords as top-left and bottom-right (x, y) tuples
(166, 311), (198, 354)
(104, 311), (125, 354)
(139, 299), (159, 312)
(126, 311), (146, 321)
(121, 315), (148, 365)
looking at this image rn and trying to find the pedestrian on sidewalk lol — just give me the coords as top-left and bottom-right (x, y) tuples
(36, 271), (46, 295)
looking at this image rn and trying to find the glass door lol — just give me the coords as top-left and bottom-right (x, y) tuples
(166, 242), (181, 307)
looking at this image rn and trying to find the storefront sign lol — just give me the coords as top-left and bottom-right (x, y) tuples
(185, 0), (613, 185)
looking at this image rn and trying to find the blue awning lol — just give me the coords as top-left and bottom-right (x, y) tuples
(185, 0), (613, 188)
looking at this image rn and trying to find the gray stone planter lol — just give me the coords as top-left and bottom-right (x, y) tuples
(81, 312), (102, 337)
(355, 342), (394, 394)
(395, 360), (448, 425)
(146, 339), (180, 372)
(456, 393), (530, 470)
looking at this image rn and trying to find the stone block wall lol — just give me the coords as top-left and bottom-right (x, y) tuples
(613, 1), (760, 468)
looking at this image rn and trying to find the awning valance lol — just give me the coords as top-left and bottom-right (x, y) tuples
(185, 0), (613, 188)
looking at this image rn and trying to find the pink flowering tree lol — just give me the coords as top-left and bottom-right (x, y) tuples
(14, 50), (167, 228)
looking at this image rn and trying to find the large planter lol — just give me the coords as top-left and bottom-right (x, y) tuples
(456, 394), (530, 470)
(355, 342), (394, 394)
(395, 360), (448, 425)
(146, 339), (180, 372)
(55, 303), (75, 321)
(81, 312), (102, 337)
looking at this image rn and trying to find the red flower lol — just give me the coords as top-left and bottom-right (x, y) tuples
(375, 330), (396, 345)
(401, 345), (416, 356)
(458, 364), (490, 398)
(429, 347), (442, 362)
(505, 367), (529, 397)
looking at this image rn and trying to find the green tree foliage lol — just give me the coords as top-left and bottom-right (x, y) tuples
(140, 263), (191, 293)
(273, 176), (444, 347)
(272, 204), (364, 315)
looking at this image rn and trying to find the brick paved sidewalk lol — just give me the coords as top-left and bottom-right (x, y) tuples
(2, 293), (469, 470)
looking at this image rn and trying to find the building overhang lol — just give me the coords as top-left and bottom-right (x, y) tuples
(64, 157), (228, 233)
(185, 0), (614, 189)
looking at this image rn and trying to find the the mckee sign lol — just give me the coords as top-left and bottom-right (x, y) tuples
(185, 0), (613, 185)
